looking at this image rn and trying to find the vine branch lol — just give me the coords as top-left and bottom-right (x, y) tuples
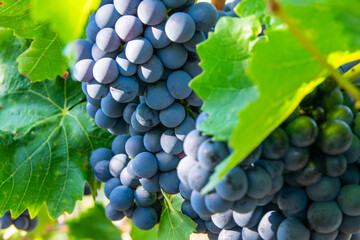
(343, 63), (360, 83)
(211, 0), (226, 10)
(267, 0), (360, 105)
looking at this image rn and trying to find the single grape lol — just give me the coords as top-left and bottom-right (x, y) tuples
(143, 129), (162, 153)
(175, 117), (196, 141)
(131, 112), (152, 133)
(196, 112), (209, 129)
(132, 207), (158, 230)
(326, 105), (354, 126)
(183, 129), (209, 159)
(177, 156), (197, 185)
(125, 38), (153, 65)
(218, 227), (242, 240)
(139, 173), (160, 193)
(156, 151), (180, 172)
(233, 207), (263, 228)
(157, 43), (188, 69)
(73, 39), (92, 61)
(115, 15), (143, 42)
(91, 43), (118, 61)
(242, 227), (261, 240)
(337, 184), (360, 216)
(86, 21), (100, 43)
(162, 0), (187, 8)
(104, 178), (122, 199)
(94, 160), (112, 182)
(137, 0), (166, 26)
(112, 134), (129, 155)
(183, 59), (202, 78)
(137, 55), (164, 84)
(105, 203), (125, 221)
(311, 230), (338, 240)
(246, 166), (272, 199)
(190, 191), (212, 217)
(215, 166), (248, 201)
(101, 93), (125, 118)
(255, 159), (284, 178)
(294, 160), (322, 186)
(307, 201), (342, 233)
(144, 81), (175, 110)
(197, 139), (229, 171)
(181, 200), (199, 219)
(188, 163), (211, 191)
(179, 182), (192, 200)
(120, 167), (140, 189)
(204, 192), (234, 214)
(125, 135), (147, 158)
(87, 80), (109, 99)
(95, 4), (120, 29)
(90, 148), (113, 167)
(165, 12), (195, 43)
(110, 76), (139, 103)
(277, 217), (310, 240)
(285, 116), (318, 147)
(183, 31), (206, 53)
(135, 186), (156, 207)
(25, 217), (38, 232)
(96, 28), (121, 52)
(160, 130), (183, 154)
(159, 170), (180, 194)
(232, 196), (258, 214)
(283, 145), (310, 171)
(277, 186), (308, 217)
(340, 164), (359, 185)
(319, 88), (343, 111)
(132, 152), (158, 178)
(115, 52), (137, 77)
(144, 22), (171, 49)
(159, 103), (186, 128)
(187, 2), (218, 32)
(306, 176), (341, 201)
(262, 128), (289, 159)
(94, 57), (120, 84)
(13, 216), (29, 230)
(344, 134), (360, 164)
(95, 109), (117, 129)
(324, 154), (347, 177)
(166, 70), (192, 100)
(109, 185), (135, 211)
(211, 209), (237, 229)
(74, 59), (95, 82)
(86, 102), (98, 118)
(0, 211), (12, 229)
(123, 103), (138, 124)
(339, 215), (360, 234)
(109, 154), (129, 178)
(206, 221), (221, 234)
(186, 91), (203, 107)
(135, 102), (160, 128)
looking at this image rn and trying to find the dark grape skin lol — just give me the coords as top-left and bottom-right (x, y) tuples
(160, 130), (183, 155)
(256, 159), (284, 178)
(197, 139), (230, 171)
(109, 186), (135, 211)
(233, 207), (263, 228)
(96, 28), (121, 52)
(206, 220), (221, 234)
(157, 43), (188, 70)
(326, 105), (354, 126)
(91, 43), (118, 61)
(258, 211), (285, 240)
(13, 216), (29, 230)
(183, 31), (207, 53)
(89, 148), (113, 168)
(137, 0), (167, 26)
(134, 186), (157, 207)
(218, 227), (242, 240)
(181, 200), (199, 219)
(307, 201), (343, 234)
(277, 186), (308, 217)
(324, 154), (347, 177)
(179, 182), (192, 200)
(131, 112), (153, 133)
(0, 211), (12, 229)
(175, 117), (196, 141)
(344, 134), (360, 164)
(340, 164), (360, 185)
(337, 184), (360, 216)
(159, 102), (186, 128)
(187, 163), (212, 191)
(143, 129), (162, 153)
(283, 145), (310, 171)
(246, 166), (272, 199)
(242, 227), (261, 240)
(215, 166), (248, 201)
(159, 170), (180, 194)
(73, 39), (92, 61)
(108, 119), (127, 136)
(165, 12), (196, 43)
(123, 103), (138, 124)
(144, 81), (175, 111)
(312, 230), (338, 240)
(132, 152), (158, 178)
(135, 102), (160, 128)
(95, 109), (117, 129)
(239, 145), (262, 166)
(104, 178), (122, 199)
(232, 196), (258, 214)
(262, 128), (289, 159)
(125, 38), (153, 65)
(86, 21), (100, 43)
(294, 160), (322, 186)
(115, 52), (137, 77)
(211, 209), (237, 229)
(74, 59), (95, 82)
(105, 203), (125, 221)
(94, 160), (112, 182)
(139, 173), (160, 193)
(26, 217), (38, 232)
(162, 0), (187, 8)
(110, 76), (139, 103)
(112, 134), (130, 155)
(319, 88), (344, 111)
(155, 151), (180, 172)
(166, 70), (192, 99)
(120, 168), (140, 189)
(190, 191), (212, 217)
(306, 176), (341, 202)
(277, 217), (310, 240)
(336, 231), (352, 240)
(113, 0), (141, 15)
(125, 135), (147, 158)
(285, 116), (318, 147)
(95, 4), (120, 29)
(187, 2), (218, 32)
(193, 218), (207, 233)
(183, 130), (209, 159)
(339, 215), (360, 234)
(101, 93), (125, 118)
(204, 192), (234, 214)
(109, 154), (129, 178)
(137, 55), (164, 84)
(144, 22), (171, 49)
(132, 207), (158, 231)
(115, 15), (143, 42)
(86, 102), (98, 118)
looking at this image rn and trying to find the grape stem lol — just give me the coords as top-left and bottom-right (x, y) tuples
(211, 0), (225, 10)
(343, 63), (360, 83)
(267, 0), (360, 105)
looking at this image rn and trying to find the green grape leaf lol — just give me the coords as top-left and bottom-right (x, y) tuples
(235, 0), (267, 23)
(201, 0), (360, 193)
(158, 192), (196, 240)
(130, 222), (158, 240)
(0, 30), (112, 219)
(67, 203), (122, 240)
(30, 0), (100, 43)
(190, 16), (261, 140)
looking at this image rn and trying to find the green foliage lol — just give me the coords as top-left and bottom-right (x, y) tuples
(30, 0), (100, 43)
(130, 222), (158, 240)
(158, 192), (196, 240)
(0, 30), (112, 219)
(0, 0), (98, 82)
(190, 16), (261, 140)
(196, 0), (360, 193)
(67, 203), (122, 240)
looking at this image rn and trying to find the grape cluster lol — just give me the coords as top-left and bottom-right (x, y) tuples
(178, 76), (360, 240)
(0, 210), (38, 232)
(74, 0), (224, 136)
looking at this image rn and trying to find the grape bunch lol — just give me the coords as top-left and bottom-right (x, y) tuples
(0, 210), (38, 232)
(73, 0), (224, 136)
(178, 74), (360, 239)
